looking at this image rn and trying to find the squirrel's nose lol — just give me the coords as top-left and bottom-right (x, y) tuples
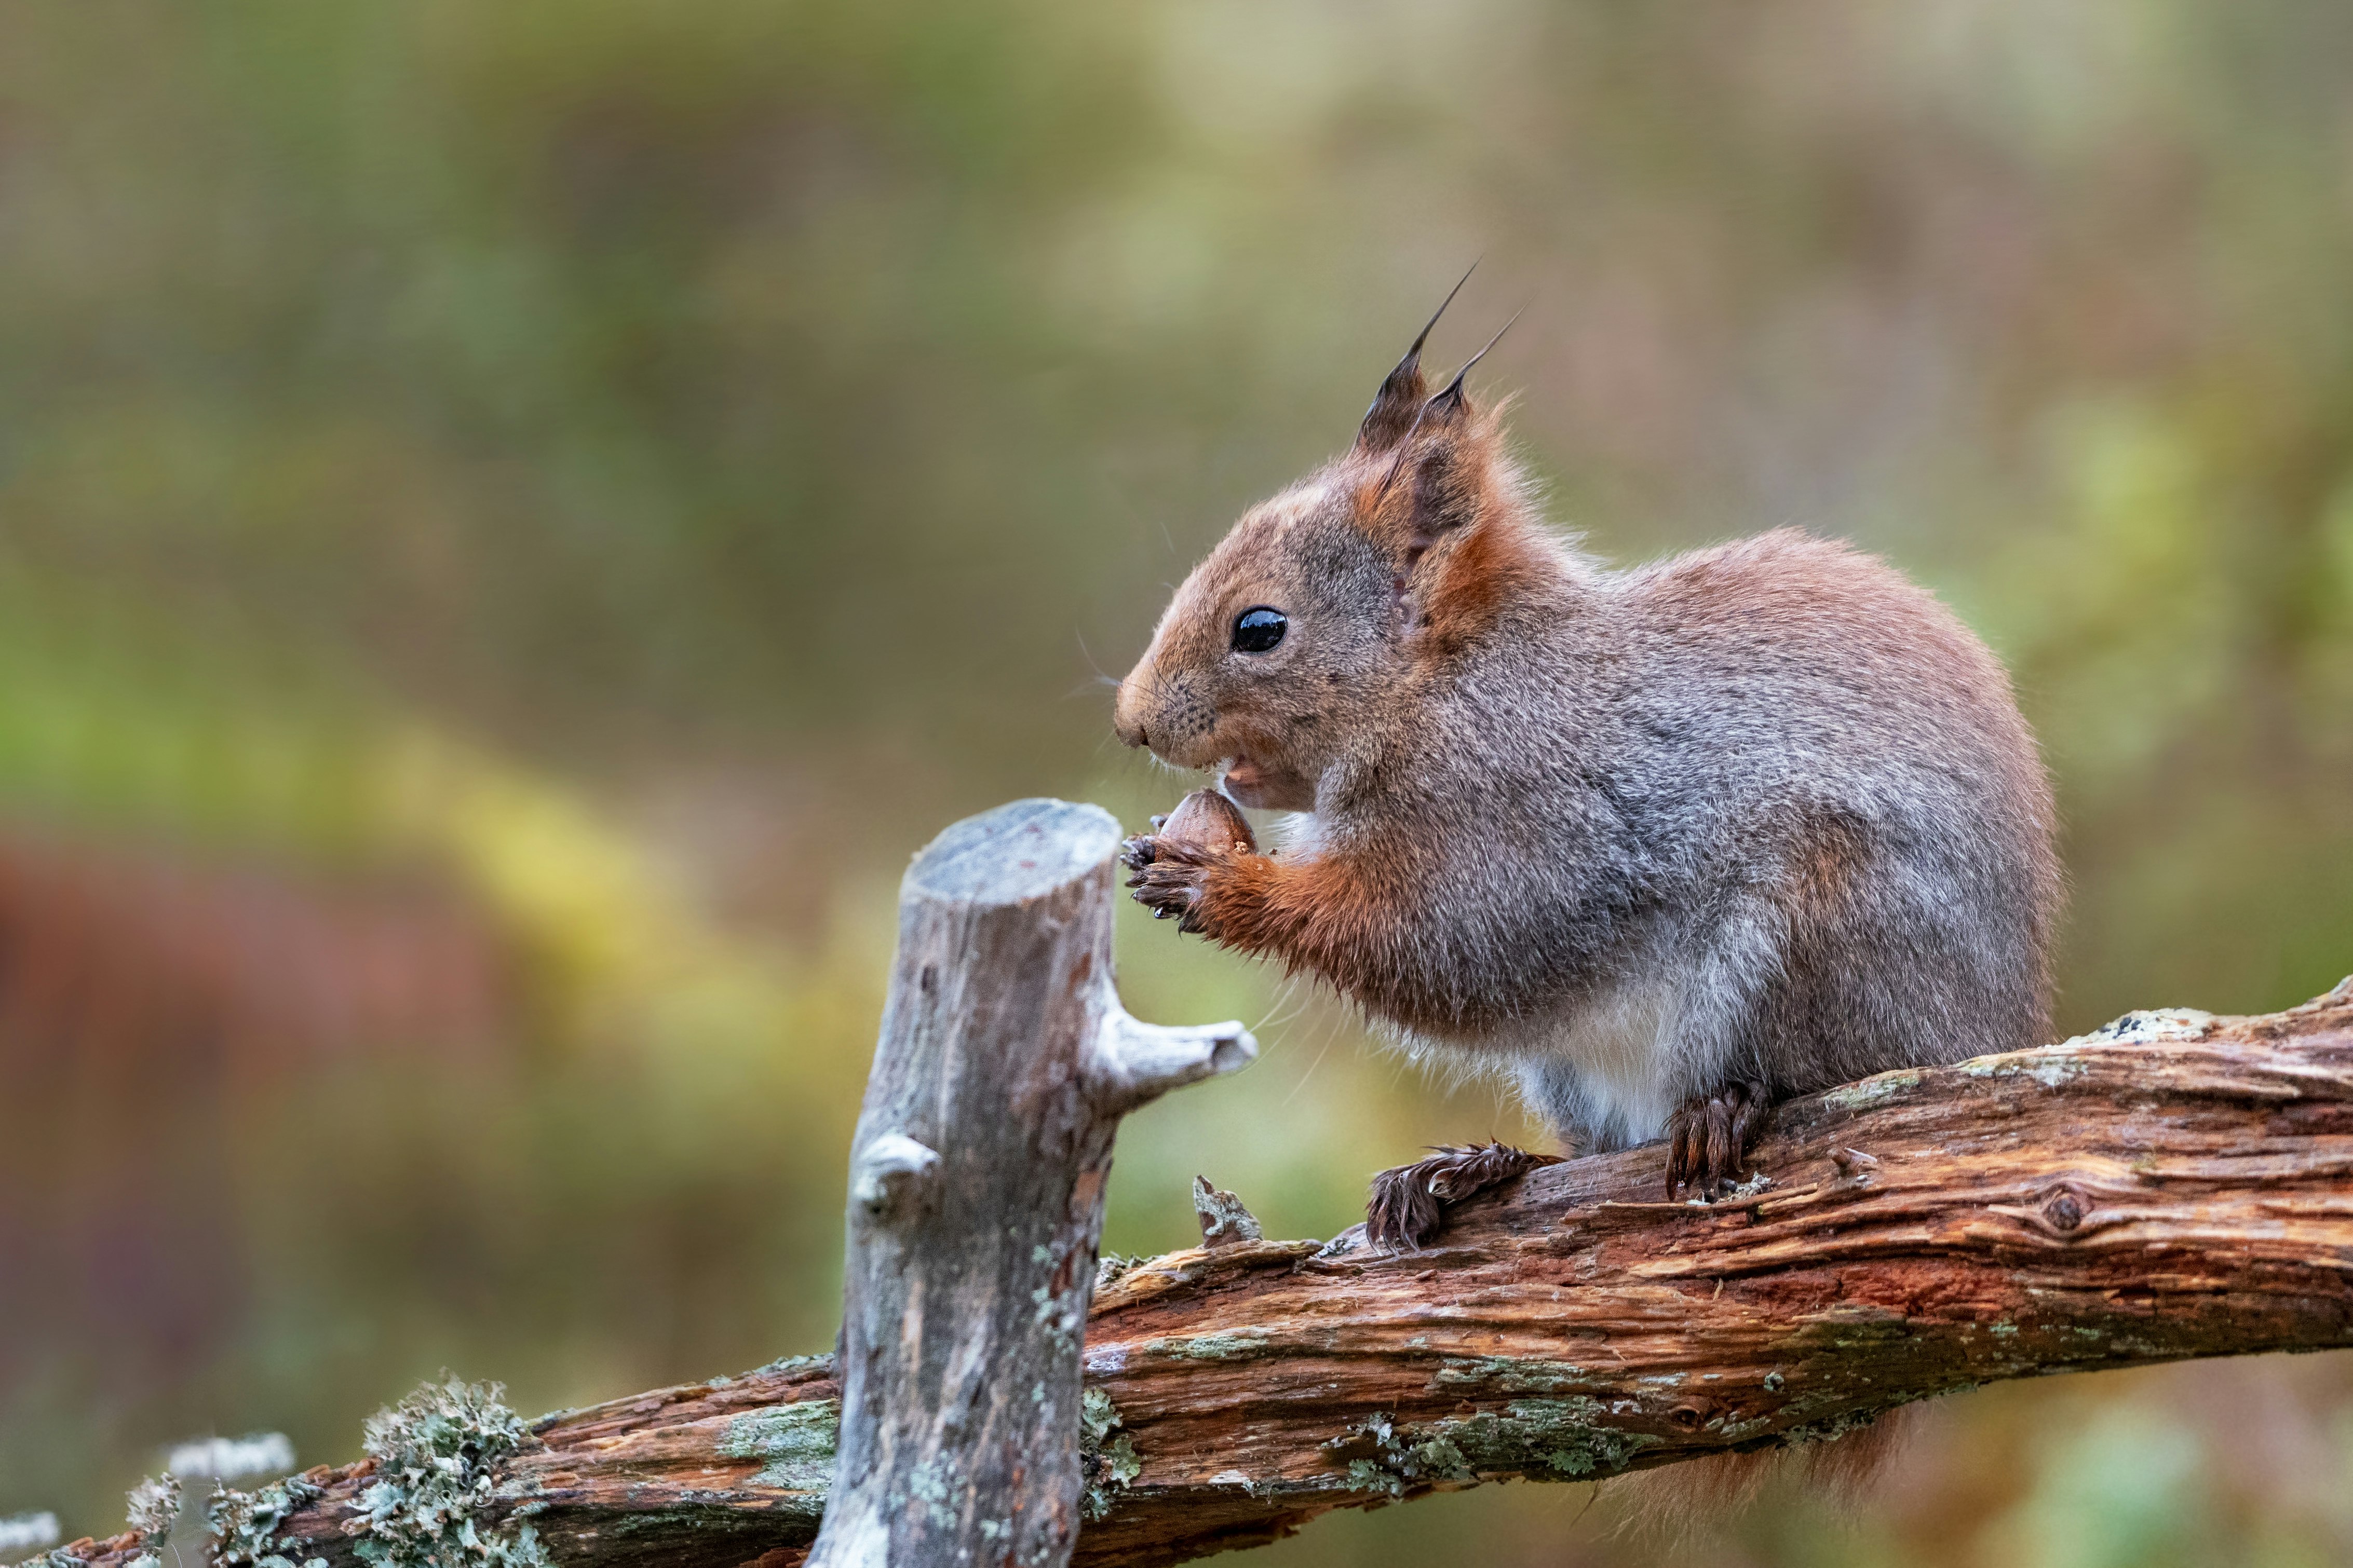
(1112, 680), (1150, 750)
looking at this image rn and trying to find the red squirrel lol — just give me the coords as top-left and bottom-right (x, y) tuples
(1114, 288), (2060, 1251)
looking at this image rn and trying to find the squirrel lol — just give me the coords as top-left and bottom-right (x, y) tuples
(1113, 287), (2061, 1254)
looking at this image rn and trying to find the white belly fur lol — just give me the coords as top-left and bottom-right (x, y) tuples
(1504, 970), (1686, 1151)
(1504, 910), (1779, 1151)
(1557, 981), (1683, 1143)
(1377, 964), (1692, 1154)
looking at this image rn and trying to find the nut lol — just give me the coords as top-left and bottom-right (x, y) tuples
(1153, 789), (1256, 855)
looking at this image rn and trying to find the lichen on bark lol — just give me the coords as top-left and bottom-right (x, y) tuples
(1079, 1388), (1143, 1521)
(344, 1375), (548, 1568)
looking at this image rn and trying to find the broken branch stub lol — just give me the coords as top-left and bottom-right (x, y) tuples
(807, 798), (1254, 1568)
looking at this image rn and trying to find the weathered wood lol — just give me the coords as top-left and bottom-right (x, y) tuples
(65, 978), (2353, 1568)
(809, 798), (1256, 1567)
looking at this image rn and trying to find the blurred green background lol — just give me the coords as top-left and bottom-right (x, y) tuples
(3, 2), (2352, 1564)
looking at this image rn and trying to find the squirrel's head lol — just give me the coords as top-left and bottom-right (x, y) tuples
(1115, 290), (1555, 811)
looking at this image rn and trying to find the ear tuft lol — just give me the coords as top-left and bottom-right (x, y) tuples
(1370, 307), (1522, 508)
(1355, 262), (1477, 454)
(1427, 307), (1521, 425)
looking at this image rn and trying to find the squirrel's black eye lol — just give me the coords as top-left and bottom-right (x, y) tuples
(1231, 607), (1287, 654)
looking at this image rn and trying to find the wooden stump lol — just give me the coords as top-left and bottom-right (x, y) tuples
(806, 798), (1255, 1568)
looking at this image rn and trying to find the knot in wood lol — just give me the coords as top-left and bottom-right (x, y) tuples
(1666, 1401), (1709, 1431)
(1992, 1179), (2109, 1240)
(851, 1133), (940, 1221)
(2032, 1178), (2108, 1238)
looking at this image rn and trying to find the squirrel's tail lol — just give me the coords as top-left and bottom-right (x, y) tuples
(1602, 1406), (1916, 1539)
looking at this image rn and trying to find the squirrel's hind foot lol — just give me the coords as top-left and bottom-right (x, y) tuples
(1365, 1141), (1563, 1250)
(1665, 1079), (1772, 1198)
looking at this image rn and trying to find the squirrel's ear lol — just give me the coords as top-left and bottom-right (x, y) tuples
(1355, 264), (1476, 454)
(1371, 309), (1521, 546)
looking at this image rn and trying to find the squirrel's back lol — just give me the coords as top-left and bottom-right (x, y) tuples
(1619, 528), (2055, 1065)
(1620, 527), (2044, 818)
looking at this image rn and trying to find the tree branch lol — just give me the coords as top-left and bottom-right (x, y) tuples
(61, 983), (2353, 1568)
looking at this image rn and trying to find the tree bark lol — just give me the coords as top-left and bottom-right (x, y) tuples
(60, 968), (2353, 1568)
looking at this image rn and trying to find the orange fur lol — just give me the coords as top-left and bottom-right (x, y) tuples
(1189, 842), (1487, 1036)
(1415, 511), (1553, 651)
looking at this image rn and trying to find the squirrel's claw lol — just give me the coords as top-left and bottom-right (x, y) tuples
(1664, 1079), (1771, 1198)
(1365, 1142), (1563, 1250)
(1123, 836), (1217, 933)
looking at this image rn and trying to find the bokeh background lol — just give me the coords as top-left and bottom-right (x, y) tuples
(4, 2), (2352, 1564)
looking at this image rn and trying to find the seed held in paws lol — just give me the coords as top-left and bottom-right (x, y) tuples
(1155, 788), (1256, 856)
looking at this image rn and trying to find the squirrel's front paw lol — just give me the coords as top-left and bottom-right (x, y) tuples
(1121, 836), (1220, 934)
